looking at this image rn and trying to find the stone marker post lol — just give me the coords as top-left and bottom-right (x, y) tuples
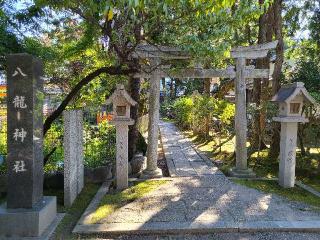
(64, 109), (84, 207)
(272, 82), (315, 187)
(0, 53), (56, 238)
(106, 85), (137, 190)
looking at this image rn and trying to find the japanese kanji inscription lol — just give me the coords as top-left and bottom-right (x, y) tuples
(6, 53), (44, 209)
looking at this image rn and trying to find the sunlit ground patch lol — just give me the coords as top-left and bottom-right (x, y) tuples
(233, 179), (320, 209)
(90, 180), (169, 224)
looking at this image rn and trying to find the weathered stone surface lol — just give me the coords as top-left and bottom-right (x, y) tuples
(278, 122), (298, 188)
(0, 196), (56, 237)
(77, 110), (84, 193)
(131, 152), (145, 174)
(145, 59), (161, 175)
(64, 109), (84, 207)
(84, 165), (113, 184)
(106, 85), (136, 190)
(6, 54), (44, 209)
(115, 125), (129, 189)
(234, 57), (248, 172)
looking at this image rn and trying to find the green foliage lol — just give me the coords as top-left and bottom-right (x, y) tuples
(219, 102), (235, 125)
(0, 121), (7, 155)
(291, 60), (320, 103)
(170, 95), (235, 133)
(42, 119), (118, 172)
(172, 97), (194, 129)
(84, 121), (116, 168)
(44, 122), (64, 173)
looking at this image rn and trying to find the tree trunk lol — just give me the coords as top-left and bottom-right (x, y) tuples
(251, 0), (268, 151)
(128, 75), (141, 161)
(269, 0), (284, 159)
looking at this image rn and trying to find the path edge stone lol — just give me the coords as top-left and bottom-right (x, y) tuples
(73, 181), (112, 229)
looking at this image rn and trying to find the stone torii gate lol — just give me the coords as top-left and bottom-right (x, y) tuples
(133, 41), (278, 178)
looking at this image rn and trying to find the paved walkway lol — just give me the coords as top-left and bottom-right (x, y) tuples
(74, 121), (320, 236)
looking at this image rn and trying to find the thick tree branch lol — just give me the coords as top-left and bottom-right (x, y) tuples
(43, 66), (136, 135)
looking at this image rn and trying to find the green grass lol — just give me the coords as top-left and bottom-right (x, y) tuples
(52, 183), (100, 240)
(182, 128), (320, 194)
(90, 180), (169, 224)
(233, 179), (320, 209)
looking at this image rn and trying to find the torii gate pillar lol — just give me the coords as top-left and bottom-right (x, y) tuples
(142, 58), (162, 178)
(234, 57), (252, 174)
(229, 41), (278, 178)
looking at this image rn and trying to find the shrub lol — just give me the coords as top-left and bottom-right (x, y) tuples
(84, 121), (116, 168)
(44, 121), (64, 173)
(172, 97), (194, 129)
(170, 95), (235, 135)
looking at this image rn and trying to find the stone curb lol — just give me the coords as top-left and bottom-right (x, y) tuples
(159, 125), (178, 178)
(72, 220), (320, 236)
(228, 177), (320, 200)
(74, 181), (111, 227)
(295, 181), (320, 198)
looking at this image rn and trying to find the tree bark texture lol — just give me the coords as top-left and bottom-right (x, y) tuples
(269, 0), (284, 159)
(128, 75), (141, 161)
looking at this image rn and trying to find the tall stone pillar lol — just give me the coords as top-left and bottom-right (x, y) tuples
(64, 109), (84, 207)
(278, 122), (298, 187)
(230, 57), (255, 177)
(144, 59), (162, 177)
(0, 53), (56, 238)
(116, 124), (129, 189)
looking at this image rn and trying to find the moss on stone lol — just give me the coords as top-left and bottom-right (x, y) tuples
(52, 183), (100, 239)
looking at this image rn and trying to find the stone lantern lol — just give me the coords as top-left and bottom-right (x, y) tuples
(106, 84), (137, 190)
(271, 82), (315, 188)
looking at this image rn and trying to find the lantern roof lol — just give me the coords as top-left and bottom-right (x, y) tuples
(106, 84), (137, 106)
(271, 82), (316, 105)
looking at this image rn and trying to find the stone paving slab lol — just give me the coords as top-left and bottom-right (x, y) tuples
(74, 220), (320, 235)
(73, 121), (320, 236)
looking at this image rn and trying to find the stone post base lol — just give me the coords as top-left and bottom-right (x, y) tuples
(0, 196), (57, 238)
(140, 168), (163, 179)
(229, 168), (256, 178)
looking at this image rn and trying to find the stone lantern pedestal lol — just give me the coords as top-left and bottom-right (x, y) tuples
(106, 85), (137, 190)
(112, 120), (134, 190)
(271, 82), (315, 188)
(273, 117), (308, 188)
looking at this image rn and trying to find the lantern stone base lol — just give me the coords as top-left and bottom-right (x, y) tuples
(140, 168), (163, 179)
(229, 167), (256, 178)
(0, 196), (57, 238)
